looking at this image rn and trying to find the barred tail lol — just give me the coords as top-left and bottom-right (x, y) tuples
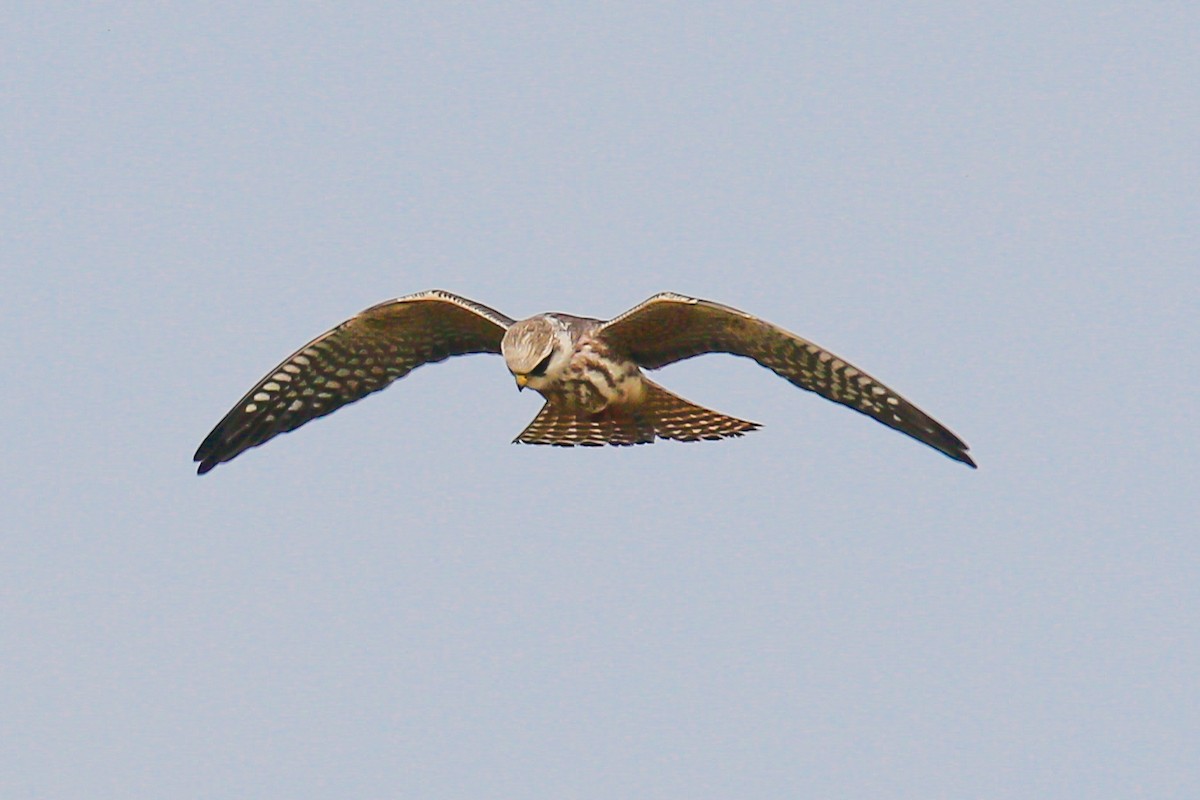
(514, 379), (760, 446)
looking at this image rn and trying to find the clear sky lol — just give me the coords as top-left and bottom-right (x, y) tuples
(3, 5), (1197, 798)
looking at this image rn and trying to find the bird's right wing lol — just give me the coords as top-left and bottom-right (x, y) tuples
(194, 290), (514, 474)
(599, 292), (975, 467)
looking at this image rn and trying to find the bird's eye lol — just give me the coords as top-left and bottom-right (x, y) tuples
(529, 353), (553, 376)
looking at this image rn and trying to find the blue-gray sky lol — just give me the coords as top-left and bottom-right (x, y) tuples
(3, 5), (1197, 798)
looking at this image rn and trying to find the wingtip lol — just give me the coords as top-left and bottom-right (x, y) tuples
(194, 449), (218, 474)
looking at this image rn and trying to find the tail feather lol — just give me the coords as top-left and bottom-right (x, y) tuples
(514, 380), (759, 446)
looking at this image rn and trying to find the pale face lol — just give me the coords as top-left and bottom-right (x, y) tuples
(500, 317), (571, 392)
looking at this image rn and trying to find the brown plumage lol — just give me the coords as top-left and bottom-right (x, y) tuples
(194, 290), (974, 473)
(514, 378), (759, 446)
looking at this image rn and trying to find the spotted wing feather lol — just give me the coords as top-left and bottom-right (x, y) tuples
(194, 290), (513, 473)
(514, 379), (759, 446)
(598, 293), (975, 467)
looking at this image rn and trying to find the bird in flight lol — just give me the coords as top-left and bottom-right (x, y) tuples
(194, 290), (974, 473)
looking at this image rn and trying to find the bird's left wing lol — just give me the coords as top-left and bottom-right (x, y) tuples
(194, 290), (514, 474)
(598, 292), (975, 467)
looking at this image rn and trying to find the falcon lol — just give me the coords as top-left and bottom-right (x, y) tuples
(194, 290), (975, 473)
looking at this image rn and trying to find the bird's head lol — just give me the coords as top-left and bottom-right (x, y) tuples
(501, 316), (566, 392)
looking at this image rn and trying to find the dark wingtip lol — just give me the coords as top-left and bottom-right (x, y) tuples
(924, 423), (975, 469)
(194, 447), (218, 474)
(193, 425), (227, 474)
(954, 450), (977, 469)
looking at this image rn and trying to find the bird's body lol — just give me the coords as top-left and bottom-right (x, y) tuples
(194, 290), (975, 473)
(505, 314), (644, 410)
(500, 311), (758, 447)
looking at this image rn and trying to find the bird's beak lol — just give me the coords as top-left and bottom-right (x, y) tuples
(515, 374), (528, 391)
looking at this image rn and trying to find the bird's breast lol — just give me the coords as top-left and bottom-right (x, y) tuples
(556, 339), (644, 411)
